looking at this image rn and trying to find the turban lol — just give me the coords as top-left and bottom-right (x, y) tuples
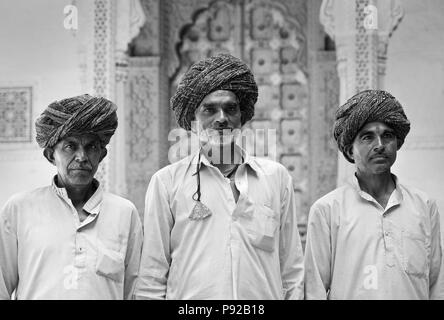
(333, 89), (410, 163)
(35, 94), (118, 148)
(171, 53), (258, 130)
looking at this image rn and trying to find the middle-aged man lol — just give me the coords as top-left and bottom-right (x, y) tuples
(304, 89), (443, 299)
(0, 94), (143, 299)
(135, 53), (304, 299)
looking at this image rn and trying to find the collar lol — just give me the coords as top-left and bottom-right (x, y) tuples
(349, 172), (404, 207)
(51, 176), (103, 215)
(191, 144), (260, 175)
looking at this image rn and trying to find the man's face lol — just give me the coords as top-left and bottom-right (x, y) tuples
(194, 90), (242, 146)
(347, 121), (398, 175)
(45, 134), (106, 189)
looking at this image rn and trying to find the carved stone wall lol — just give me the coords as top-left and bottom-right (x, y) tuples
(0, 87), (32, 143)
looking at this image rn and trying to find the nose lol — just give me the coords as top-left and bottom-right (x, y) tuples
(214, 109), (228, 126)
(74, 146), (87, 162)
(374, 136), (385, 152)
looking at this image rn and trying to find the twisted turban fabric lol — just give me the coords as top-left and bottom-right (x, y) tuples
(333, 89), (410, 163)
(171, 53), (258, 130)
(35, 94), (118, 148)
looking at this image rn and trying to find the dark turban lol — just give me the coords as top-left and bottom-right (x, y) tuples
(171, 53), (258, 130)
(35, 94), (118, 148)
(333, 89), (410, 163)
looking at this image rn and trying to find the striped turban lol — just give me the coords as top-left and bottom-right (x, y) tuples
(171, 53), (258, 130)
(35, 94), (118, 149)
(333, 90), (410, 163)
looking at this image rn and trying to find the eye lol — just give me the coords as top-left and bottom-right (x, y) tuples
(383, 132), (395, 139)
(64, 143), (74, 150)
(361, 134), (372, 141)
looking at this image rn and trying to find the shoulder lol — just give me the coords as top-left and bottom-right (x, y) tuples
(2, 186), (53, 208)
(310, 185), (353, 214)
(102, 192), (138, 213)
(249, 156), (289, 177)
(151, 154), (193, 182)
(397, 182), (438, 213)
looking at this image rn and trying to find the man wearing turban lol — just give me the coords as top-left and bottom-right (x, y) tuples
(0, 94), (143, 300)
(135, 54), (304, 299)
(304, 90), (443, 299)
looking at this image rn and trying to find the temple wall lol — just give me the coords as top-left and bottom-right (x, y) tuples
(0, 0), (94, 206)
(385, 0), (444, 212)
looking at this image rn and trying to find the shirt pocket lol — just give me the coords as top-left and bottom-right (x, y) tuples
(95, 247), (125, 283)
(244, 204), (279, 253)
(401, 229), (428, 278)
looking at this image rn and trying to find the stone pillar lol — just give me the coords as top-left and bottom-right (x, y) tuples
(319, 0), (403, 186)
(107, 0), (145, 196)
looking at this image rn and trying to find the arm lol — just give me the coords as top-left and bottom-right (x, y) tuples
(134, 172), (174, 300)
(124, 205), (143, 300)
(428, 200), (443, 299)
(303, 203), (332, 300)
(279, 172), (304, 300)
(0, 199), (19, 300)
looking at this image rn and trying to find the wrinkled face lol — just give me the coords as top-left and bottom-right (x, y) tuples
(194, 90), (242, 146)
(347, 121), (398, 175)
(45, 134), (106, 188)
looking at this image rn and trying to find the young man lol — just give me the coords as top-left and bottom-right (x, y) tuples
(304, 89), (443, 299)
(135, 53), (304, 299)
(0, 94), (143, 299)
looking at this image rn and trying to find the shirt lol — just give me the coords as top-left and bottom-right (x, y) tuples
(304, 174), (443, 299)
(134, 148), (304, 300)
(0, 178), (143, 300)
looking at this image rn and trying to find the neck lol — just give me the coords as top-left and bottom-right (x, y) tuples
(355, 170), (395, 199)
(201, 142), (242, 171)
(56, 176), (96, 208)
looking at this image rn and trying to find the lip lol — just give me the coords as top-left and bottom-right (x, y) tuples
(371, 155), (388, 161)
(69, 168), (92, 172)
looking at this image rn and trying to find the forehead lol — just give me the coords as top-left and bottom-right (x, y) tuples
(358, 121), (394, 133)
(58, 133), (101, 145)
(199, 90), (238, 106)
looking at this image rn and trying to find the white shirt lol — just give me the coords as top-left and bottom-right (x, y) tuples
(135, 149), (304, 299)
(0, 178), (143, 300)
(304, 174), (443, 299)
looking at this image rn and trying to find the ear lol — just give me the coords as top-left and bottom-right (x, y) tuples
(345, 145), (354, 161)
(99, 147), (108, 162)
(43, 148), (56, 165)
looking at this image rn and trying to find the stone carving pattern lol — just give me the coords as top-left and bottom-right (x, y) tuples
(93, 0), (112, 190)
(355, 0), (377, 91)
(0, 87), (32, 143)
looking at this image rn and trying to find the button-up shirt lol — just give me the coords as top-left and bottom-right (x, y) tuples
(0, 178), (143, 300)
(304, 174), (443, 299)
(135, 149), (304, 300)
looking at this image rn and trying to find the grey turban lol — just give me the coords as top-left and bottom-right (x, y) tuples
(333, 89), (410, 163)
(171, 53), (258, 130)
(35, 94), (118, 148)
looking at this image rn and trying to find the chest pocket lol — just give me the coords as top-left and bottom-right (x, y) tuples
(401, 229), (429, 278)
(243, 204), (279, 252)
(96, 247), (125, 283)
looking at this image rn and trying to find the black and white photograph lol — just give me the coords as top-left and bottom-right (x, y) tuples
(0, 0), (444, 306)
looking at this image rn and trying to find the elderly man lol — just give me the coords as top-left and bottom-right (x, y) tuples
(135, 53), (304, 300)
(304, 90), (443, 299)
(0, 94), (143, 299)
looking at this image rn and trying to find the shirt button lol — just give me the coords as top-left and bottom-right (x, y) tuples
(384, 231), (389, 236)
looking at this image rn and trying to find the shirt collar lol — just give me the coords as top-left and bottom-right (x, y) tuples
(350, 172), (404, 205)
(51, 176), (103, 215)
(191, 144), (260, 175)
